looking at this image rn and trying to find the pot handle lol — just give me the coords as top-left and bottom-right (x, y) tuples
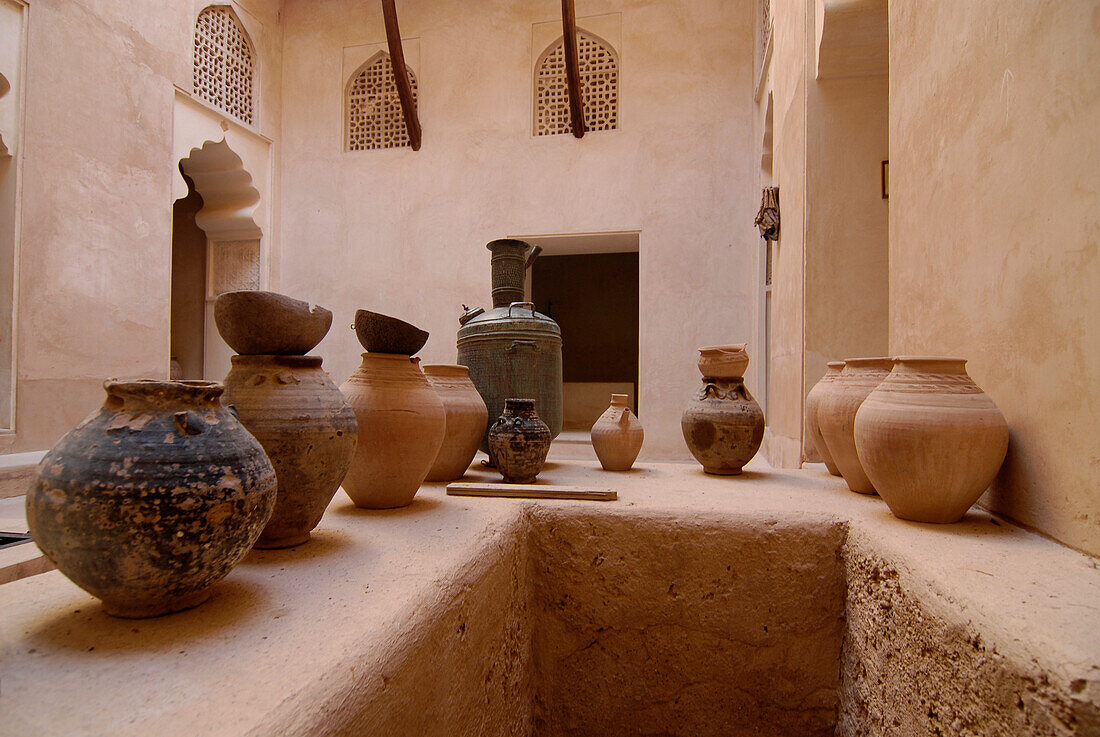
(505, 339), (539, 353)
(507, 302), (536, 318)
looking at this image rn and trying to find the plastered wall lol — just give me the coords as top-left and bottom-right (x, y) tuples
(889, 0), (1099, 555)
(277, 0), (757, 461)
(7, 0), (282, 451)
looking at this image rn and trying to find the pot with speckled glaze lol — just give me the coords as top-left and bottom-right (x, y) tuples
(26, 380), (277, 618)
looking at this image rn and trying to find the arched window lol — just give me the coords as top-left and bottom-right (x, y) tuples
(535, 31), (619, 136)
(193, 6), (255, 125)
(346, 53), (418, 151)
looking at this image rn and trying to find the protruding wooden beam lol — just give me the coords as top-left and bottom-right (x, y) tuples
(381, 0), (422, 150)
(561, 0), (585, 138)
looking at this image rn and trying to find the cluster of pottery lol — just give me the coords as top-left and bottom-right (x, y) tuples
(681, 344), (764, 475)
(806, 356), (1009, 523)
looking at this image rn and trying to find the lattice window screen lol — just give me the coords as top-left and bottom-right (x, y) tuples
(346, 54), (418, 151)
(193, 6), (255, 125)
(535, 31), (619, 136)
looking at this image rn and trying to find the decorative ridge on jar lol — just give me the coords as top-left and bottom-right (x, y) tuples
(874, 356), (984, 394)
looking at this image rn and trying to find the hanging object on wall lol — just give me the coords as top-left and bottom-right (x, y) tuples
(754, 186), (780, 241)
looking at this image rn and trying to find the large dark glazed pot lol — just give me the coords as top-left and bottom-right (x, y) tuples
(681, 345), (765, 475)
(223, 355), (358, 548)
(487, 398), (552, 483)
(26, 380), (276, 618)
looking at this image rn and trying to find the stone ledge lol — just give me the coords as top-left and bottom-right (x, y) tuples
(0, 460), (1096, 736)
(0, 450), (46, 499)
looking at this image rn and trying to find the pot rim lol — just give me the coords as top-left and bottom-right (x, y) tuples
(892, 355), (968, 365)
(103, 379), (224, 406)
(843, 356), (894, 369)
(699, 343), (748, 355)
(422, 363), (471, 376)
(230, 354), (323, 367)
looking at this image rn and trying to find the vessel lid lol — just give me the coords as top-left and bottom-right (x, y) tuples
(457, 302), (561, 340)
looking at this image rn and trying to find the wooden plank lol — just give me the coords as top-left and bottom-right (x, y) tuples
(381, 0), (422, 151)
(560, 0), (585, 138)
(446, 482), (616, 501)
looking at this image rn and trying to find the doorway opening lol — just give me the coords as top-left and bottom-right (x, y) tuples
(170, 139), (262, 380)
(518, 232), (640, 435)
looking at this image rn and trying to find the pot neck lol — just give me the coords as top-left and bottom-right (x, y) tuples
(103, 379), (223, 411)
(892, 356), (968, 375)
(230, 355), (323, 368)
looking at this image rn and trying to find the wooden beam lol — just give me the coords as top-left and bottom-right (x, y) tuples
(381, 0), (422, 151)
(446, 482), (617, 502)
(560, 0), (585, 138)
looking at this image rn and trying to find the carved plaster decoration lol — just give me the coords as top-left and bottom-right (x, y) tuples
(535, 30), (618, 136)
(179, 138), (262, 242)
(193, 6), (255, 124)
(346, 52), (418, 151)
(755, 186), (780, 241)
(209, 239), (260, 297)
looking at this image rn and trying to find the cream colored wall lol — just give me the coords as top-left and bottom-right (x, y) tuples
(889, 0), (1099, 555)
(760, 0), (810, 467)
(277, 0), (757, 460)
(9, 0), (282, 451)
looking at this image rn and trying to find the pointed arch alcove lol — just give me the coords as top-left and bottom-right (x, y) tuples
(534, 29), (619, 136)
(345, 51), (419, 151)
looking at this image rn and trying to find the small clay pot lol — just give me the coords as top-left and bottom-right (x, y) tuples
(697, 344), (750, 380)
(591, 394), (644, 471)
(214, 291), (332, 355)
(223, 355), (359, 548)
(353, 309), (429, 356)
(26, 380), (276, 618)
(805, 361), (845, 476)
(340, 354), (445, 508)
(682, 346), (764, 475)
(854, 357), (1009, 523)
(423, 364), (488, 482)
(488, 399), (552, 483)
(817, 357), (893, 494)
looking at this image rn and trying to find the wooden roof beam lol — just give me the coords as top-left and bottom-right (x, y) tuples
(561, 0), (585, 138)
(381, 0), (422, 150)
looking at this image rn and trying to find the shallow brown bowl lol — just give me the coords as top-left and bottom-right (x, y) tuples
(353, 309), (429, 355)
(214, 291), (332, 356)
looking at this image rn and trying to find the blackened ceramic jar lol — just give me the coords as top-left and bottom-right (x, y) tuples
(487, 398), (552, 483)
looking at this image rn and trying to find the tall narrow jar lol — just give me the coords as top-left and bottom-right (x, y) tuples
(854, 357), (1008, 523)
(340, 354), (446, 508)
(805, 361), (844, 476)
(424, 364), (488, 482)
(817, 357), (893, 494)
(223, 355), (358, 548)
(591, 394), (644, 471)
(26, 380), (276, 618)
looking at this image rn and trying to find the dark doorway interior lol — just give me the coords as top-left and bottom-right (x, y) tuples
(170, 174), (207, 380)
(531, 252), (639, 429)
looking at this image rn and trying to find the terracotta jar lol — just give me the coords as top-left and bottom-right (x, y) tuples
(487, 398), (552, 483)
(223, 355), (358, 548)
(805, 361), (845, 476)
(423, 364), (488, 482)
(817, 357), (893, 494)
(681, 346), (764, 475)
(854, 357), (1009, 523)
(340, 354), (446, 508)
(591, 394), (644, 471)
(26, 380), (276, 618)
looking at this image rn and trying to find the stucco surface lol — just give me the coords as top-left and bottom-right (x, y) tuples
(276, 0), (757, 463)
(2, 460), (1096, 736)
(888, 0), (1100, 555)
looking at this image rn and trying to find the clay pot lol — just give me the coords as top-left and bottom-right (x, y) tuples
(215, 291), (332, 356)
(817, 357), (893, 494)
(697, 344), (750, 380)
(353, 309), (429, 356)
(488, 398), (552, 483)
(423, 364), (488, 482)
(26, 380), (276, 618)
(591, 394), (644, 471)
(340, 354), (445, 508)
(854, 357), (1009, 523)
(223, 355), (358, 548)
(682, 346), (764, 475)
(805, 361), (845, 476)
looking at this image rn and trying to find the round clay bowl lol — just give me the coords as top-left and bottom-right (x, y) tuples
(353, 309), (429, 356)
(215, 291), (332, 355)
(698, 344), (750, 379)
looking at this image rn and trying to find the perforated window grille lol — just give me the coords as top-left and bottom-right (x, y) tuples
(346, 54), (418, 151)
(535, 31), (618, 136)
(193, 6), (255, 125)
